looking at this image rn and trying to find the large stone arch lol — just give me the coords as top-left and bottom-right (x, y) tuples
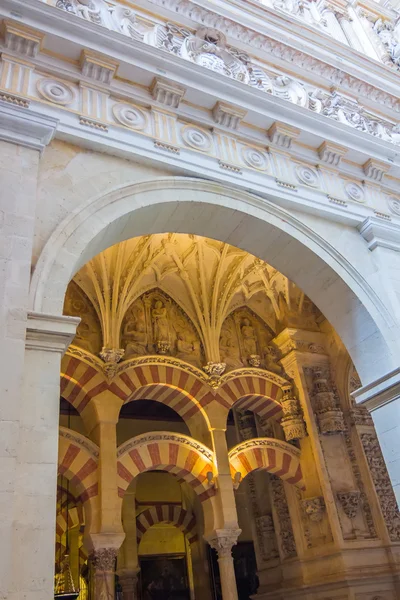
(117, 432), (217, 533)
(31, 177), (400, 386)
(228, 438), (305, 490)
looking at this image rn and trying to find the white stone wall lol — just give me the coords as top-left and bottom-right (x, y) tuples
(372, 401), (400, 504)
(0, 140), (39, 597)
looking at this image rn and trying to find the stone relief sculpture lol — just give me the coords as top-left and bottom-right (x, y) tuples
(53, 0), (400, 146)
(241, 318), (258, 359)
(373, 18), (400, 66)
(64, 281), (102, 354)
(123, 304), (148, 358)
(121, 290), (203, 365)
(220, 317), (243, 370)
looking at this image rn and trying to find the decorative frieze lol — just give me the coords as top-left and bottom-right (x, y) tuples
(360, 432), (400, 541)
(337, 490), (361, 520)
(270, 477), (297, 558)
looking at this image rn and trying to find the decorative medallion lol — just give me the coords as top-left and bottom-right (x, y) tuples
(181, 125), (213, 152)
(112, 103), (148, 130)
(295, 165), (320, 188)
(37, 78), (75, 106)
(241, 146), (269, 171)
(387, 196), (400, 216)
(345, 182), (365, 203)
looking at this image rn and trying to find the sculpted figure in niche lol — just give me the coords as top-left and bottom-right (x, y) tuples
(152, 300), (169, 342)
(176, 330), (200, 365)
(124, 308), (147, 358)
(241, 318), (258, 358)
(220, 333), (243, 369)
(74, 320), (95, 353)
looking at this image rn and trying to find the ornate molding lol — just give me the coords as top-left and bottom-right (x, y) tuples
(212, 101), (247, 130)
(337, 490), (361, 519)
(117, 432), (214, 461)
(0, 103), (58, 152)
(90, 548), (118, 572)
(26, 312), (79, 354)
(301, 496), (326, 522)
(150, 77), (186, 108)
(206, 529), (242, 558)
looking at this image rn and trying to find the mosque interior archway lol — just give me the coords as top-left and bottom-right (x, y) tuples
(55, 232), (400, 600)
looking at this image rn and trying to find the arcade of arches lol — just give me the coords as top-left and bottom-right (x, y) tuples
(55, 233), (400, 600)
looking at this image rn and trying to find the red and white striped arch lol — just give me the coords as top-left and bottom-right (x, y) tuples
(216, 374), (288, 421)
(113, 362), (212, 420)
(117, 432), (215, 502)
(61, 353), (107, 413)
(137, 504), (198, 544)
(58, 427), (99, 503)
(229, 438), (305, 490)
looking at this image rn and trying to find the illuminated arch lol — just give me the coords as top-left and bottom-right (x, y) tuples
(58, 427), (100, 528)
(61, 352), (107, 413)
(217, 372), (290, 421)
(117, 432), (217, 531)
(113, 361), (213, 440)
(137, 505), (198, 544)
(229, 438), (305, 490)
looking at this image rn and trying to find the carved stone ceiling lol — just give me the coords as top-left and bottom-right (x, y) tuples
(64, 233), (320, 365)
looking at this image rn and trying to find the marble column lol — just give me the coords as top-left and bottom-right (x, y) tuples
(119, 570), (139, 600)
(207, 529), (241, 600)
(91, 547), (118, 600)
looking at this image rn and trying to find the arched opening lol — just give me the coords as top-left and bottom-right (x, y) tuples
(45, 199), (400, 599)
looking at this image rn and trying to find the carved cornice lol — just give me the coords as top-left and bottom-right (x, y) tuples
(146, 0), (400, 113)
(26, 312), (79, 354)
(0, 103), (58, 152)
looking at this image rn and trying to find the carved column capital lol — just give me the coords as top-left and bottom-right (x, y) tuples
(90, 547), (118, 572)
(206, 529), (241, 558)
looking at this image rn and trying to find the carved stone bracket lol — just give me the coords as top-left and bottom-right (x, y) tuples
(301, 496), (326, 522)
(337, 490), (361, 519)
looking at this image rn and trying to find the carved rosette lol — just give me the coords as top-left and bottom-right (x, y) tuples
(337, 491), (361, 520)
(207, 529), (241, 559)
(91, 548), (118, 572)
(280, 385), (307, 442)
(310, 369), (345, 435)
(301, 496), (326, 522)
